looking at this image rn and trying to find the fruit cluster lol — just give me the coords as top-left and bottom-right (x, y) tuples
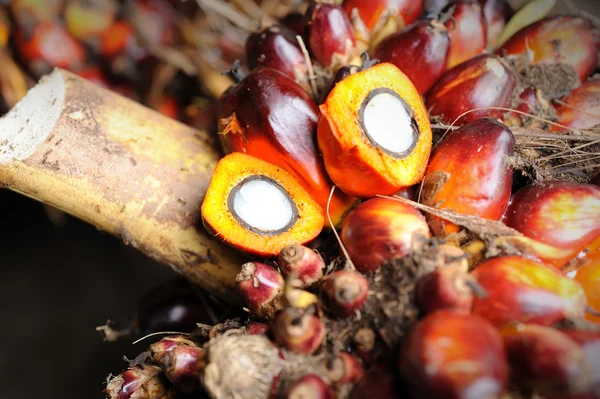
(23, 0), (589, 398)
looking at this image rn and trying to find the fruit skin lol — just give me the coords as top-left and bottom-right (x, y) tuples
(277, 244), (325, 287)
(443, 1), (487, 69)
(318, 62), (432, 197)
(283, 375), (334, 399)
(572, 251), (600, 324)
(399, 310), (508, 399)
(304, 2), (357, 69)
(500, 324), (591, 397)
(271, 307), (325, 354)
(561, 330), (600, 394)
(471, 256), (587, 327)
(321, 270), (369, 318)
(498, 16), (598, 82)
(105, 365), (171, 399)
(421, 118), (514, 236)
(321, 352), (364, 385)
(219, 67), (356, 226)
(481, 0), (513, 48)
(553, 79), (600, 131)
(160, 346), (205, 394)
(341, 198), (431, 272)
(503, 182), (600, 267)
(236, 262), (284, 319)
(373, 19), (450, 95)
(427, 54), (517, 124)
(342, 0), (423, 32)
(245, 25), (306, 83)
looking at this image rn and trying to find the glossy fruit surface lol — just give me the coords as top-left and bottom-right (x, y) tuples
(471, 256), (587, 327)
(236, 262), (284, 319)
(373, 19), (450, 94)
(481, 0), (513, 47)
(554, 79), (600, 130)
(421, 118), (514, 236)
(342, 0), (423, 32)
(321, 270), (369, 318)
(427, 54), (517, 124)
(572, 251), (600, 324)
(443, 1), (487, 69)
(341, 198), (431, 272)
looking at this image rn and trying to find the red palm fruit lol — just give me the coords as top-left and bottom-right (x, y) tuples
(321, 270), (369, 318)
(64, 0), (118, 42)
(400, 310), (508, 399)
(340, 198), (431, 272)
(421, 118), (514, 236)
(160, 346), (205, 394)
(561, 330), (600, 392)
(342, 0), (423, 32)
(279, 12), (305, 36)
(500, 324), (591, 397)
(283, 375), (334, 399)
(246, 322), (270, 335)
(277, 244), (325, 287)
(105, 365), (171, 399)
(471, 256), (587, 327)
(503, 182), (600, 267)
(245, 25), (307, 83)
(100, 20), (146, 79)
(16, 23), (86, 77)
(498, 16), (598, 82)
(321, 352), (364, 385)
(10, 0), (63, 28)
(350, 364), (400, 399)
(504, 87), (549, 126)
(271, 307), (325, 354)
(218, 67), (356, 227)
(305, 1), (357, 70)
(572, 251), (600, 324)
(481, 0), (513, 48)
(426, 54), (517, 124)
(148, 336), (196, 363)
(236, 262), (284, 319)
(373, 19), (450, 95)
(553, 79), (600, 131)
(130, 0), (177, 47)
(416, 246), (474, 313)
(443, 1), (487, 69)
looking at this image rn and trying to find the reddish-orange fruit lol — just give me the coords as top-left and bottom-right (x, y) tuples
(471, 256), (587, 327)
(342, 0), (423, 32)
(201, 153), (324, 257)
(305, 1), (357, 69)
(321, 352), (364, 386)
(318, 62), (432, 197)
(219, 67), (356, 226)
(236, 262), (284, 319)
(321, 270), (369, 318)
(421, 118), (514, 236)
(283, 375), (334, 399)
(16, 23), (86, 76)
(503, 182), (600, 267)
(400, 310), (508, 399)
(553, 79), (600, 131)
(572, 251), (600, 324)
(100, 20), (144, 61)
(271, 308), (325, 354)
(65, 0), (118, 42)
(341, 198), (431, 272)
(427, 54), (517, 124)
(278, 244), (325, 287)
(481, 0), (512, 48)
(373, 19), (450, 95)
(443, 1), (487, 69)
(500, 324), (591, 397)
(498, 16), (598, 82)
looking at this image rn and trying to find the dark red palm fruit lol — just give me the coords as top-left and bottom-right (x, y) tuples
(480, 0), (513, 48)
(321, 270), (369, 318)
(277, 244), (325, 287)
(498, 16), (598, 82)
(470, 256), (587, 327)
(305, 1), (357, 70)
(279, 12), (305, 36)
(218, 67), (357, 227)
(373, 19), (450, 95)
(420, 118), (514, 236)
(137, 279), (219, 336)
(342, 0), (423, 32)
(500, 324), (591, 397)
(64, 0), (118, 42)
(350, 364), (400, 399)
(399, 310), (508, 399)
(236, 262), (284, 319)
(553, 79), (600, 131)
(10, 0), (63, 29)
(321, 352), (364, 386)
(426, 54), (517, 124)
(160, 346), (205, 394)
(340, 197), (431, 272)
(416, 246), (474, 314)
(15, 22), (86, 77)
(271, 307), (325, 354)
(442, 1), (487, 69)
(245, 25), (307, 83)
(148, 336), (197, 363)
(246, 322), (270, 335)
(503, 182), (600, 268)
(129, 0), (177, 47)
(283, 375), (334, 399)
(105, 365), (170, 399)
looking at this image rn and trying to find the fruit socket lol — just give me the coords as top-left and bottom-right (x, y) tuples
(277, 244), (325, 287)
(271, 307), (325, 354)
(321, 270), (369, 318)
(236, 262), (284, 319)
(321, 351), (364, 385)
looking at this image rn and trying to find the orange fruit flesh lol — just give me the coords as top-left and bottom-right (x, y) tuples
(201, 152), (324, 257)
